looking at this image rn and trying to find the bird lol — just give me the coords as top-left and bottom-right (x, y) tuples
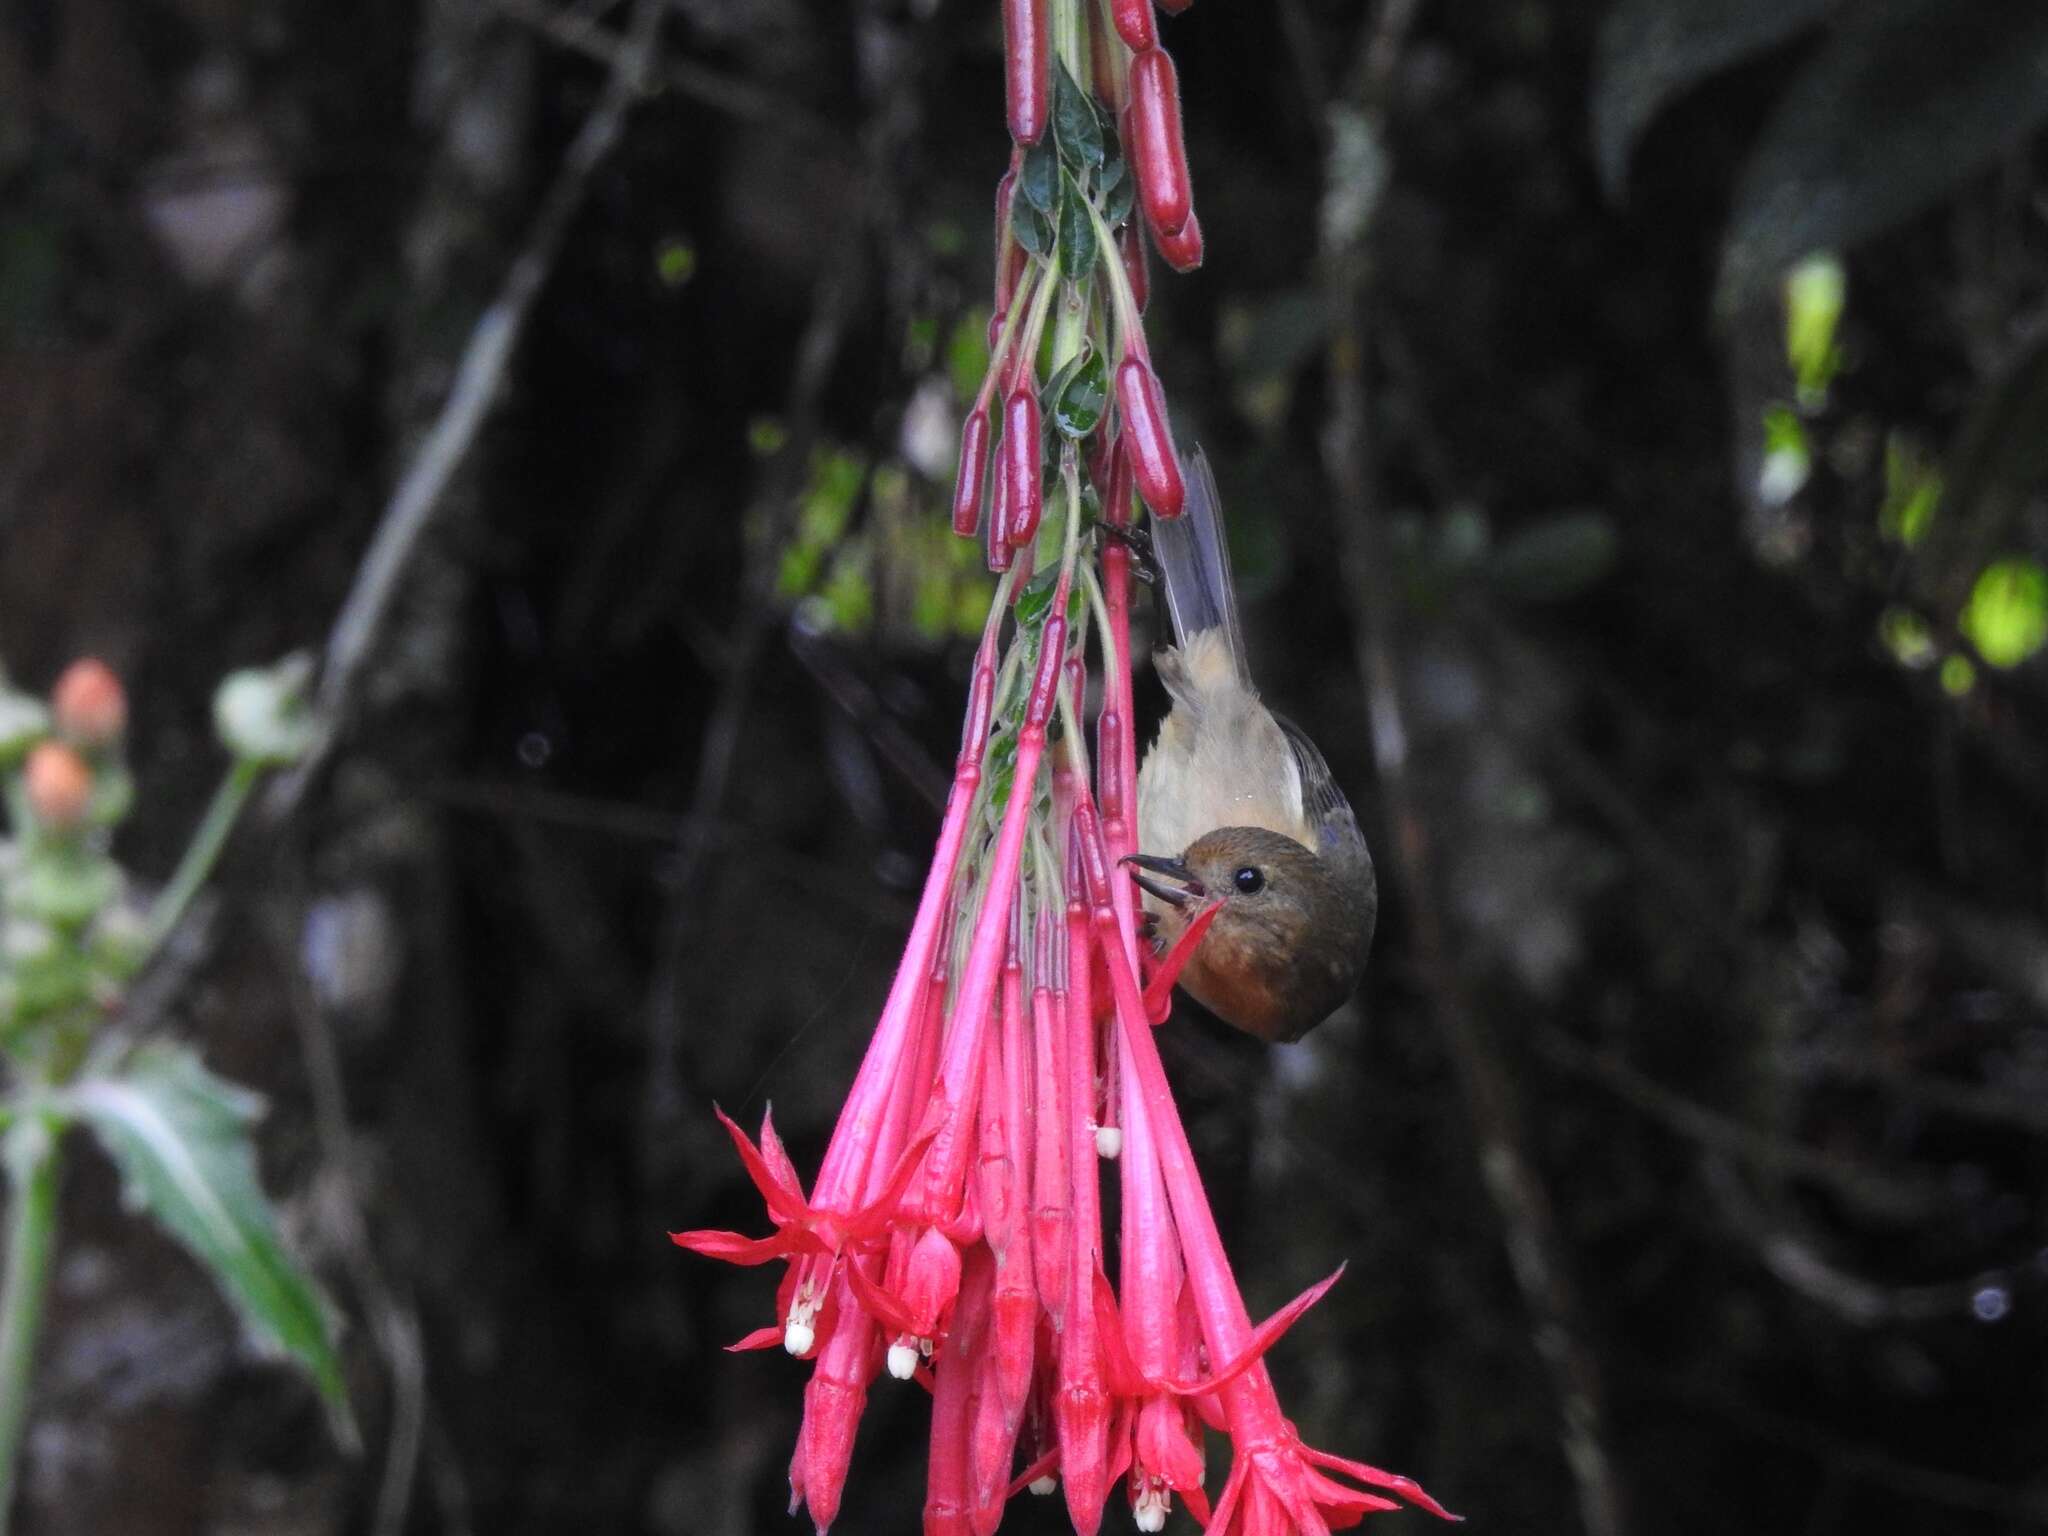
(1125, 447), (1377, 1043)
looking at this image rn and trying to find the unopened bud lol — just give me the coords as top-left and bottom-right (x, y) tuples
(52, 658), (127, 747)
(1114, 357), (1186, 518)
(1128, 50), (1192, 244)
(1152, 208), (1203, 274)
(214, 654), (316, 765)
(24, 742), (92, 830)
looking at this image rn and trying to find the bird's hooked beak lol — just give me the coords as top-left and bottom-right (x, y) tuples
(1121, 853), (1206, 909)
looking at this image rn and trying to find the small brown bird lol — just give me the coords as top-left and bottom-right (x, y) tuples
(1127, 448), (1377, 1043)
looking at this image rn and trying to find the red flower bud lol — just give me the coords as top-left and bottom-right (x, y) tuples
(995, 159), (1027, 313)
(903, 1226), (964, 1343)
(1004, 0), (1050, 144)
(24, 741), (92, 830)
(989, 442), (1015, 570)
(1111, 0), (1156, 52)
(953, 408), (992, 537)
(52, 658), (127, 747)
(1119, 220), (1150, 314)
(1002, 387), (1042, 548)
(1104, 433), (1136, 527)
(1127, 49), (1192, 244)
(1114, 357), (1185, 517)
(1151, 207), (1203, 272)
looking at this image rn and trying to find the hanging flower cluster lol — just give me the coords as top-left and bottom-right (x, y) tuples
(675, 2), (1453, 1532)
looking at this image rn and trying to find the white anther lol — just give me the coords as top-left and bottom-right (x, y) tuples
(783, 1318), (816, 1356)
(1133, 1487), (1169, 1532)
(1028, 1476), (1058, 1497)
(887, 1341), (920, 1380)
(1095, 1125), (1123, 1160)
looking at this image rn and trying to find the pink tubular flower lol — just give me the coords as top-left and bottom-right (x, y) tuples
(674, 12), (1453, 1536)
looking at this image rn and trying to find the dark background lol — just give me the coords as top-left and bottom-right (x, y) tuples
(4, 1), (2047, 1533)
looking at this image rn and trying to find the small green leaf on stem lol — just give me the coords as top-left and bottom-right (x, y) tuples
(1012, 189), (1053, 259)
(72, 1042), (355, 1442)
(1021, 139), (1059, 217)
(1057, 178), (1098, 281)
(1052, 351), (1110, 439)
(1052, 62), (1105, 171)
(0, 688), (49, 769)
(1101, 158), (1135, 225)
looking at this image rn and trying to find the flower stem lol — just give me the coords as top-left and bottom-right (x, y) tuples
(0, 1119), (62, 1536)
(144, 756), (263, 957)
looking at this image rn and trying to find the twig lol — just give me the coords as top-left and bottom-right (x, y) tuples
(1533, 1027), (1940, 1224)
(263, 904), (439, 1536)
(272, 0), (665, 816)
(1312, 10), (1632, 1536)
(486, 0), (835, 140)
(1702, 1162), (1989, 1327)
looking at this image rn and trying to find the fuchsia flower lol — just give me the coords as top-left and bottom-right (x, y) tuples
(675, 3), (1454, 1532)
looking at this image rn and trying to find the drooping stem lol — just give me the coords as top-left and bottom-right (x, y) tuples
(145, 756), (263, 956)
(0, 1120), (62, 1536)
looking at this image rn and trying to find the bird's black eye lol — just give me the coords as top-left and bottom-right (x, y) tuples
(1233, 866), (1265, 895)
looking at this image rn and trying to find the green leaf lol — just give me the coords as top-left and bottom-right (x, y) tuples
(1057, 178), (1098, 280)
(1014, 565), (1063, 629)
(1020, 139), (1059, 217)
(1052, 351), (1109, 438)
(1591, 0), (1832, 197)
(72, 1043), (354, 1439)
(1717, 1), (2048, 311)
(1052, 63), (1105, 171)
(1101, 160), (1135, 226)
(1878, 433), (1941, 547)
(0, 685), (48, 766)
(1960, 557), (2048, 669)
(1011, 189), (1052, 259)
(1783, 254), (1846, 406)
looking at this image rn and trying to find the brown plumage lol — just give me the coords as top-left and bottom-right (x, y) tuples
(1129, 451), (1377, 1043)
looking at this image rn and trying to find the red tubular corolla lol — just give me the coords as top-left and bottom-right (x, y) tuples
(1114, 357), (1186, 518)
(1004, 0), (1050, 143)
(952, 408), (992, 537)
(1127, 49), (1192, 241)
(1002, 387), (1042, 548)
(1152, 207), (1202, 272)
(1110, 0), (1155, 53)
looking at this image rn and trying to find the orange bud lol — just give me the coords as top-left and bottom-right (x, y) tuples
(52, 658), (127, 747)
(24, 741), (92, 829)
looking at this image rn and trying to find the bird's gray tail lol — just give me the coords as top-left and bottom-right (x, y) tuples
(1152, 445), (1251, 683)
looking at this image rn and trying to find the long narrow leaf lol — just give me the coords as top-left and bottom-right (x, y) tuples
(71, 1042), (352, 1438)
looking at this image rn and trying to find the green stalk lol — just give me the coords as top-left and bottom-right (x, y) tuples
(144, 756), (262, 957)
(0, 1119), (61, 1536)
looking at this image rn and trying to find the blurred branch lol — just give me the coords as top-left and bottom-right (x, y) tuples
(274, 0), (665, 816)
(487, 0), (834, 140)
(1312, 9), (1632, 1536)
(1533, 1027), (1940, 1224)
(1702, 1161), (1992, 1328)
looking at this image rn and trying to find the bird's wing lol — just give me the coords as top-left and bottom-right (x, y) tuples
(1275, 713), (1369, 867)
(1152, 445), (1251, 684)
